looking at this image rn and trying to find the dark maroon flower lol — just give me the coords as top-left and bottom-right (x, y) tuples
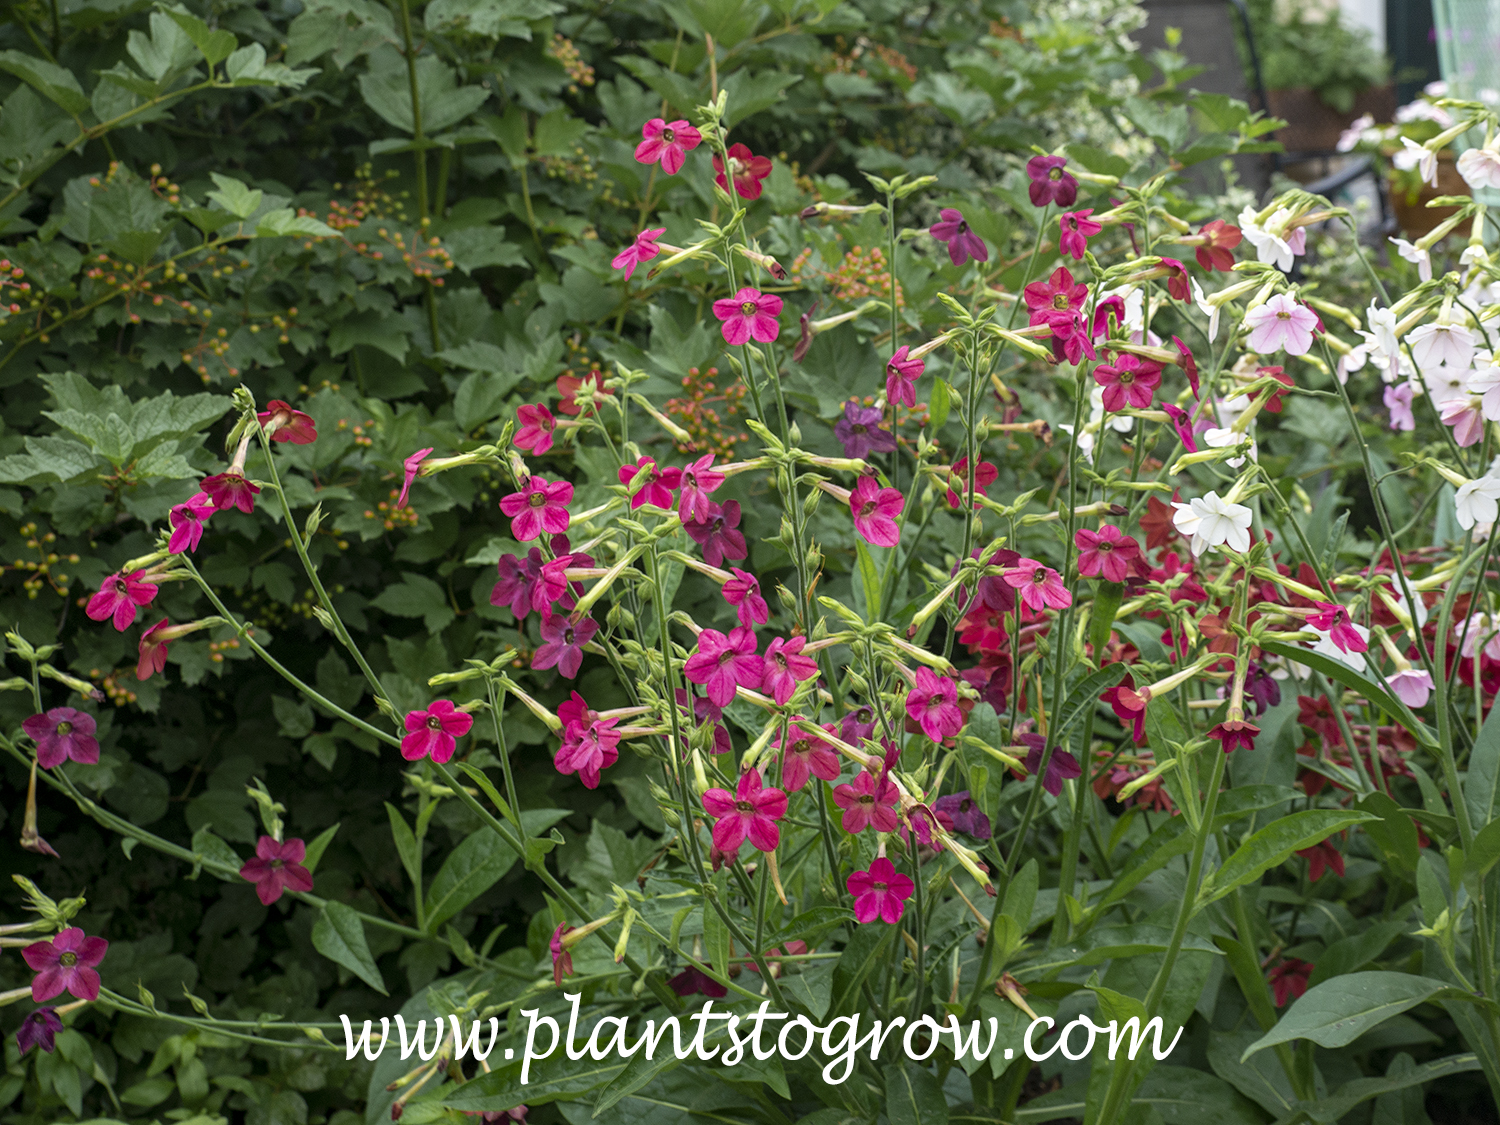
(934, 790), (991, 839)
(534, 613), (598, 678)
(1296, 839), (1344, 882)
(1022, 735), (1082, 796)
(930, 208), (988, 266)
(1193, 220), (1242, 272)
(491, 548), (575, 621)
(1244, 662), (1281, 716)
(684, 500), (747, 567)
(240, 836), (315, 905)
(668, 964), (728, 998)
(835, 401), (897, 459)
(1268, 959), (1312, 1006)
(16, 1007), (62, 1055)
(22, 708), (99, 769)
(1172, 335), (1200, 397)
(1026, 155), (1077, 207)
(1208, 719), (1260, 754)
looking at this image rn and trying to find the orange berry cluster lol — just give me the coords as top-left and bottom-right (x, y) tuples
(336, 417), (378, 448)
(6, 522), (78, 599)
(549, 34), (596, 93)
(368, 490), (421, 531)
(88, 668), (138, 707)
(665, 366), (750, 459)
(0, 258), (29, 319)
(827, 37), (919, 83)
(208, 636), (242, 664)
(792, 245), (904, 306)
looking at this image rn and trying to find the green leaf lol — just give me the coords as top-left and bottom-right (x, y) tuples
(1243, 972), (1491, 1058)
(1296, 1052), (1481, 1123)
(1055, 663), (1126, 740)
(531, 107), (588, 157)
(206, 172), (263, 218)
(369, 572), (455, 632)
(126, 12), (200, 83)
(1019, 924), (1220, 976)
(255, 208), (337, 238)
(0, 50), (90, 115)
(1089, 581), (1124, 656)
(1308, 919), (1409, 986)
(1358, 791), (1420, 873)
(443, 1054), (623, 1111)
(1197, 809), (1376, 906)
(358, 46), (488, 135)
(224, 43), (319, 88)
(1064, 143), (1129, 178)
(188, 825), (241, 880)
(302, 823), (339, 874)
(424, 809), (567, 931)
(703, 895), (730, 981)
(766, 906), (854, 948)
(311, 901), (387, 994)
(1259, 638), (1437, 747)
(162, 8), (239, 67)
(1465, 817), (1500, 880)
(1465, 694), (1500, 828)
(887, 1061), (949, 1125)
(853, 539), (883, 618)
(1002, 858), (1038, 934)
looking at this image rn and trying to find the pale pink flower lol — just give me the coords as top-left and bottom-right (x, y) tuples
(1441, 396), (1487, 447)
(1388, 668), (1434, 708)
(1245, 294), (1318, 356)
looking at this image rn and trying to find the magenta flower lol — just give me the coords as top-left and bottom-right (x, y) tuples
(22, 708), (99, 769)
(835, 401), (897, 459)
(534, 613), (598, 678)
(1102, 677), (1147, 743)
(550, 923), (573, 985)
(1058, 209), (1102, 260)
(136, 618), (178, 681)
(200, 470), (260, 515)
(635, 118), (702, 175)
(86, 571), (158, 631)
(1004, 558), (1072, 612)
(1024, 266), (1088, 326)
(684, 626), (763, 707)
(849, 476), (903, 548)
(929, 208), (988, 266)
(1385, 383), (1416, 431)
(396, 447), (434, 509)
(257, 400), (318, 444)
(515, 404), (557, 455)
(1094, 353), (1163, 411)
(500, 476), (573, 541)
(168, 492), (214, 554)
(832, 769), (900, 834)
(712, 287), (783, 346)
(944, 456), (998, 509)
(612, 227), (665, 280)
(239, 836), (315, 905)
(762, 636), (820, 705)
(685, 500), (747, 566)
(1172, 335), (1200, 397)
(847, 857), (914, 924)
(905, 667), (965, 742)
(492, 548), (569, 620)
(934, 791), (991, 840)
(401, 699), (474, 763)
(712, 143), (772, 200)
(16, 1007), (62, 1055)
(722, 568), (769, 628)
(1162, 403), (1198, 452)
(1022, 736), (1082, 796)
(1307, 602), (1368, 655)
(776, 722), (842, 792)
(677, 454), (725, 523)
(886, 346), (924, 408)
(1245, 294), (1318, 356)
(1074, 525), (1141, 583)
(619, 455), (681, 511)
(1160, 257), (1191, 302)
(702, 768), (787, 853)
(1027, 155), (1078, 207)
(554, 716), (621, 788)
(22, 928), (107, 1003)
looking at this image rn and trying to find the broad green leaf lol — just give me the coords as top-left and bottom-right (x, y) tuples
(224, 43), (319, 88)
(1019, 924), (1220, 976)
(1259, 638), (1437, 747)
(1089, 580), (1124, 655)
(424, 809), (568, 931)
(1214, 936), (1278, 1032)
(206, 172), (263, 218)
(0, 50), (90, 115)
(1197, 809), (1375, 906)
(531, 107), (588, 157)
(1358, 791), (1420, 873)
(311, 901), (387, 994)
(887, 1061), (948, 1125)
(302, 822), (339, 874)
(929, 378), (951, 428)
(188, 825), (241, 880)
(255, 208), (337, 238)
(1243, 972), (1490, 1057)
(1307, 919), (1409, 985)
(162, 8), (239, 66)
(386, 802), (420, 886)
(126, 12), (200, 83)
(1206, 1029), (1296, 1116)
(1002, 858), (1038, 934)
(1054, 663), (1125, 739)
(1299, 1052), (1481, 1123)
(443, 1052), (623, 1111)
(1465, 817), (1500, 879)
(359, 46), (488, 135)
(702, 896), (730, 982)
(1465, 694), (1500, 828)
(766, 906), (854, 948)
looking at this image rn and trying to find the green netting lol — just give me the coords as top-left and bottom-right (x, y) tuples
(1432, 0), (1500, 206)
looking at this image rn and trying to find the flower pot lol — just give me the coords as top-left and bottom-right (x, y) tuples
(1265, 83), (1398, 156)
(1391, 154), (1469, 239)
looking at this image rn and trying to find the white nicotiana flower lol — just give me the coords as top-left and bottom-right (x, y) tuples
(1456, 611), (1500, 661)
(1239, 205), (1295, 271)
(1192, 278), (1220, 341)
(1396, 96), (1452, 127)
(1367, 302), (1399, 356)
(1458, 145), (1500, 190)
(1310, 624), (1370, 673)
(1171, 491), (1253, 556)
(1202, 426), (1257, 467)
(1089, 385), (1133, 434)
(1469, 358), (1500, 420)
(1423, 363), (1475, 405)
(1398, 136), (1439, 186)
(1389, 237), (1433, 282)
(1337, 342), (1369, 384)
(1409, 320), (1476, 373)
(1455, 473), (1500, 530)
(1337, 113), (1375, 153)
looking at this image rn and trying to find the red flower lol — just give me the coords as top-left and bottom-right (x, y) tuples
(22, 928), (108, 1003)
(1102, 675), (1147, 743)
(239, 836), (315, 905)
(701, 768), (787, 853)
(1159, 257), (1191, 301)
(619, 455), (681, 511)
(847, 857), (914, 924)
(1267, 958), (1312, 1006)
(1075, 524), (1141, 583)
(1094, 353), (1163, 411)
(713, 143), (772, 200)
(1207, 719), (1260, 753)
(86, 571), (158, 631)
(1140, 493), (1179, 550)
(550, 923), (573, 985)
(201, 470), (260, 515)
(514, 404), (557, 455)
(1193, 220), (1242, 272)
(396, 447), (433, 508)
(1297, 694), (1344, 746)
(1257, 367), (1295, 414)
(1297, 839), (1344, 881)
(1024, 266), (1087, 323)
(945, 457), (998, 509)
(401, 700), (474, 763)
(635, 119), (701, 175)
(168, 492), (214, 554)
(1172, 335), (1200, 398)
(556, 369), (610, 416)
(257, 400), (317, 444)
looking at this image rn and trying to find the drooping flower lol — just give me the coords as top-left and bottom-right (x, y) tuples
(1296, 839), (1345, 882)
(712, 287), (782, 346)
(16, 1007), (62, 1055)
(1171, 335), (1200, 398)
(1244, 662), (1282, 716)
(839, 704), (876, 746)
(683, 626), (763, 707)
(200, 470), (261, 515)
(1023, 736), (1082, 796)
(713, 143), (773, 200)
(1307, 602), (1368, 655)
(514, 404), (557, 455)
(239, 836), (315, 905)
(905, 666), (964, 742)
(776, 723), (841, 792)
(257, 401), (318, 444)
(137, 618), (202, 681)
(21, 928), (108, 1003)
(835, 401), (897, 459)
(849, 476), (903, 547)
(168, 492), (214, 554)
(611, 228), (665, 280)
(534, 613), (598, 679)
(1389, 667), (1434, 708)
(684, 500), (747, 566)
(1004, 558), (1072, 612)
(1458, 144), (1500, 190)
(1383, 382), (1416, 431)
(1245, 294), (1318, 356)
(491, 548), (573, 620)
(619, 455), (681, 511)
(929, 208), (988, 266)
(1058, 209), (1101, 260)
(945, 457), (998, 509)
(668, 964), (728, 998)
(556, 369), (610, 416)
(721, 568), (768, 628)
(635, 118), (702, 174)
(934, 791), (991, 840)
(1171, 491), (1253, 556)
(550, 923), (573, 985)
(22, 708), (99, 769)
(832, 769), (900, 834)
(885, 346), (924, 408)
(87, 571), (158, 631)
(1192, 220), (1242, 271)
(1093, 353), (1162, 412)
(1161, 403), (1198, 452)
(846, 857), (914, 924)
(1074, 525), (1141, 583)
(1441, 395), (1487, 447)
(401, 700), (474, 763)
(761, 636), (820, 705)
(701, 768), (787, 853)
(1207, 719), (1260, 754)
(500, 476), (573, 541)
(676, 454), (725, 523)
(1267, 959), (1313, 1006)
(396, 448), (433, 508)
(1026, 154), (1077, 207)
(1102, 675), (1146, 743)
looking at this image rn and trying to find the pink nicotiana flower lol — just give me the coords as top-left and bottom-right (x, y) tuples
(886, 346), (924, 408)
(701, 768), (787, 853)
(22, 708), (99, 769)
(712, 287), (782, 346)
(200, 470), (260, 515)
(1159, 257), (1191, 302)
(22, 928), (108, 1003)
(555, 709), (621, 789)
(515, 404), (557, 455)
(1162, 403), (1198, 451)
(500, 476), (573, 541)
(492, 547), (576, 620)
(722, 568), (769, 628)
(137, 618), (205, 681)
(685, 500), (747, 567)
(168, 492), (214, 554)
(683, 626), (764, 707)
(832, 769), (900, 834)
(239, 836), (314, 905)
(635, 118), (701, 174)
(619, 455), (681, 511)
(1441, 396), (1487, 447)
(847, 857), (914, 924)
(401, 700), (474, 763)
(713, 143), (772, 200)
(1004, 558), (1073, 612)
(905, 666), (964, 741)
(612, 227), (665, 280)
(677, 454), (725, 523)
(945, 456), (998, 509)
(1245, 294), (1318, 356)
(257, 400), (318, 444)
(930, 208), (988, 266)
(396, 447), (433, 509)
(1385, 383), (1416, 431)
(776, 722), (842, 792)
(849, 476), (903, 547)
(1389, 667), (1434, 708)
(1058, 209), (1101, 260)
(87, 571), (158, 631)
(1307, 602), (1368, 655)
(1074, 525), (1141, 583)
(1172, 335), (1200, 397)
(762, 636), (820, 705)
(1026, 154), (1078, 207)
(1094, 353), (1163, 411)
(534, 613), (598, 678)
